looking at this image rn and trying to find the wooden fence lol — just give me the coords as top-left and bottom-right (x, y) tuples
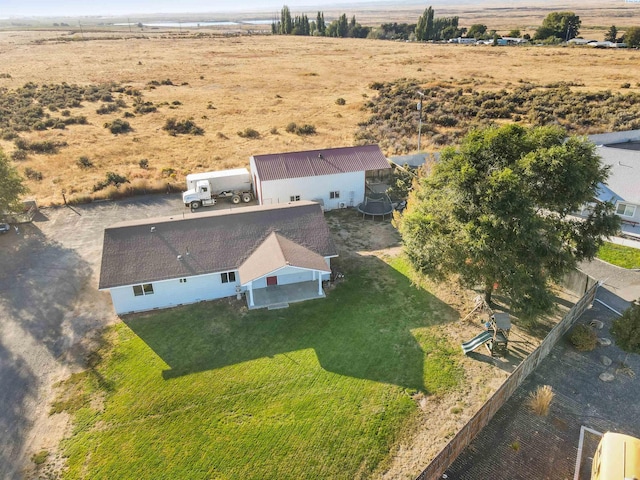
(416, 275), (599, 480)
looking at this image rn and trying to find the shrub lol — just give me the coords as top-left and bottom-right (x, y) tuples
(123, 111), (135, 118)
(24, 167), (43, 181)
(93, 171), (129, 191)
(11, 149), (27, 161)
(14, 138), (63, 154)
(163, 118), (204, 136)
(621, 83), (631, 89)
(161, 167), (176, 177)
(611, 302), (640, 353)
(285, 122), (316, 135)
(526, 385), (554, 416)
(96, 103), (119, 114)
(270, 127), (279, 135)
(104, 119), (132, 134)
(77, 156), (94, 168)
(237, 128), (260, 139)
(568, 324), (598, 351)
(335, 97), (346, 105)
(138, 158), (149, 169)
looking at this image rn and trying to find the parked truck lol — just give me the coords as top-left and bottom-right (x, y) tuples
(182, 168), (253, 209)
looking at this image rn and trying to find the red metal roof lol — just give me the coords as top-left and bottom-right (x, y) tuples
(252, 144), (390, 182)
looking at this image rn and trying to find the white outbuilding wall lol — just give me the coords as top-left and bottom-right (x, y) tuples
(256, 171), (364, 211)
(108, 270), (240, 315)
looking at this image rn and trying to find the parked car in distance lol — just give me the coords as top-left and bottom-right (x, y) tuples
(0, 223), (10, 234)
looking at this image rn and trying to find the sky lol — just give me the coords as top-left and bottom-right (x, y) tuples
(1, 0), (414, 18)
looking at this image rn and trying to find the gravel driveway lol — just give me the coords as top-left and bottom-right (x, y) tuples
(0, 194), (189, 479)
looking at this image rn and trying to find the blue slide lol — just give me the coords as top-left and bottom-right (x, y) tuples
(461, 330), (493, 355)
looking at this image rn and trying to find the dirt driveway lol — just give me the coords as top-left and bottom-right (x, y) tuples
(0, 194), (192, 479)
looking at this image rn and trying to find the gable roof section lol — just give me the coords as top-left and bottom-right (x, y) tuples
(238, 232), (330, 284)
(251, 144), (390, 182)
(99, 201), (337, 290)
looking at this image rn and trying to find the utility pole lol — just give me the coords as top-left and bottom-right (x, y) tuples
(417, 91), (425, 152)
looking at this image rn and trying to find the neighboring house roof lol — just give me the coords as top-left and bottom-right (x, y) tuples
(588, 130), (640, 205)
(251, 144), (390, 182)
(389, 152), (441, 168)
(238, 232), (330, 284)
(99, 201), (337, 289)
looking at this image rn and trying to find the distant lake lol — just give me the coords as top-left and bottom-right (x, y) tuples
(113, 20), (273, 27)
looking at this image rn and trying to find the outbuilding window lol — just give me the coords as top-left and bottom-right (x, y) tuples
(133, 283), (154, 296)
(330, 191), (340, 199)
(221, 272), (236, 283)
(616, 203), (636, 217)
(290, 195), (301, 202)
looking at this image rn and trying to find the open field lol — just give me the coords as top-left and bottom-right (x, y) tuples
(2, 6), (640, 206)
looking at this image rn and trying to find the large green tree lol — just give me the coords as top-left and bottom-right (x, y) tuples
(534, 11), (581, 41)
(0, 148), (28, 214)
(396, 124), (619, 318)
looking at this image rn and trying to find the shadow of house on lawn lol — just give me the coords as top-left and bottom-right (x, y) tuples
(124, 255), (460, 392)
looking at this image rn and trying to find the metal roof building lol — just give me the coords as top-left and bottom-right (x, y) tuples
(250, 145), (390, 211)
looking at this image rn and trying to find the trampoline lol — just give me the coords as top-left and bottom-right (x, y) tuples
(357, 192), (394, 220)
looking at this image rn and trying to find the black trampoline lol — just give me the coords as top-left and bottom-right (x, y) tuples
(357, 192), (394, 220)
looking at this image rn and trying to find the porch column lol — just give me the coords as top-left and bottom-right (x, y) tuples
(247, 282), (254, 307)
(317, 273), (323, 296)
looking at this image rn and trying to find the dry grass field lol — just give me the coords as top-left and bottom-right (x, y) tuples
(1, 0), (640, 207)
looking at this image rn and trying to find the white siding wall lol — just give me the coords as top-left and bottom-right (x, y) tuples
(615, 200), (640, 224)
(249, 260), (332, 288)
(109, 271), (240, 315)
(258, 171), (365, 211)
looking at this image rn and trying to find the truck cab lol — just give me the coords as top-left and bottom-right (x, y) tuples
(182, 180), (216, 209)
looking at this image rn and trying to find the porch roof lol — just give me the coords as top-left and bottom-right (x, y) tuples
(239, 232), (330, 285)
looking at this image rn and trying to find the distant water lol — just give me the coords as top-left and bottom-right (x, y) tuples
(113, 20), (273, 27)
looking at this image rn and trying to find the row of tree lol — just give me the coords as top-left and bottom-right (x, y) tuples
(414, 7), (463, 41)
(271, 6), (370, 38)
(271, 4), (640, 46)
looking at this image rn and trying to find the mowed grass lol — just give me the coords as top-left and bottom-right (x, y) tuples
(597, 241), (640, 269)
(56, 256), (462, 479)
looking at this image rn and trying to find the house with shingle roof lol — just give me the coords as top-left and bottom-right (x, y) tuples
(99, 201), (337, 314)
(587, 130), (640, 236)
(250, 144), (390, 211)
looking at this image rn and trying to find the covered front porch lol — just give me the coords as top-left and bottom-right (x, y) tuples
(246, 280), (326, 310)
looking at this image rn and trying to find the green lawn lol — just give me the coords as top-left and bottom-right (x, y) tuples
(597, 241), (640, 269)
(56, 256), (462, 479)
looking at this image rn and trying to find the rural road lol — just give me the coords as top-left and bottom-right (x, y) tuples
(0, 194), (192, 479)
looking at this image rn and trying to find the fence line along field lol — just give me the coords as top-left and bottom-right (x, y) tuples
(2, 29), (640, 206)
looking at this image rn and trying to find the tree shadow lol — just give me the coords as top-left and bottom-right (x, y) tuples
(0, 340), (37, 479)
(124, 255), (459, 392)
(0, 224), (99, 360)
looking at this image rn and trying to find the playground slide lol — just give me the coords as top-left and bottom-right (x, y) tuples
(461, 330), (493, 355)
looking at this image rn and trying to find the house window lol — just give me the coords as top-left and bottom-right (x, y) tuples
(221, 271), (236, 283)
(133, 283), (154, 296)
(330, 191), (340, 199)
(616, 203), (636, 217)
(179, 278), (187, 283)
(290, 195), (301, 202)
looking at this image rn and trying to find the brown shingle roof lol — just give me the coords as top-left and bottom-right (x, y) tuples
(252, 144), (390, 182)
(238, 232), (331, 284)
(99, 201), (337, 289)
